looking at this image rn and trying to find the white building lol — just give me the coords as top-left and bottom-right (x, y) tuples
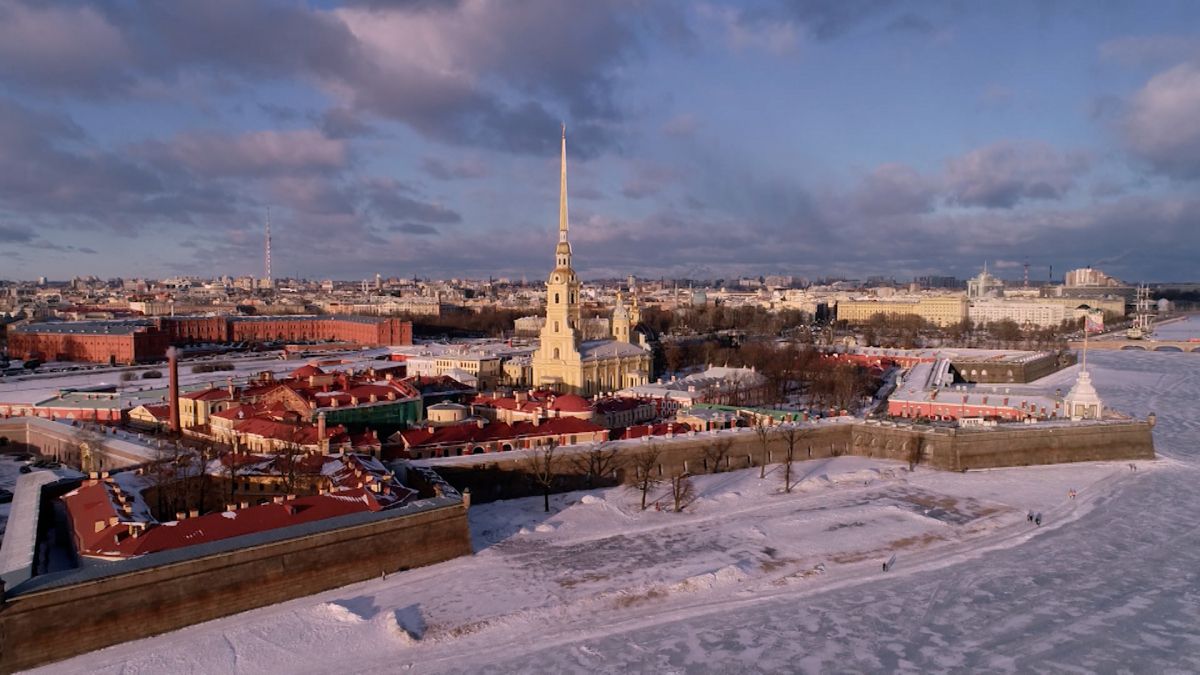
(969, 300), (1067, 328)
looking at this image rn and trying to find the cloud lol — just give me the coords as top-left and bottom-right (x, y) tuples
(421, 155), (491, 180)
(258, 103), (302, 124)
(0, 0), (133, 95)
(621, 162), (675, 200)
(143, 129), (347, 178)
(1098, 34), (1200, 67)
(363, 177), (462, 223)
(318, 106), (376, 139)
(388, 222), (440, 235)
(943, 141), (1091, 208)
(851, 163), (935, 216)
(886, 12), (934, 35)
(662, 113), (700, 137)
(0, 223), (35, 243)
(570, 185), (605, 201)
(0, 97), (184, 226)
(0, 0), (671, 158)
(733, 0), (899, 44)
(1122, 62), (1200, 178)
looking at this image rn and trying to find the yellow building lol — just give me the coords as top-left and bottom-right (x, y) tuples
(837, 296), (968, 327)
(531, 129), (652, 395)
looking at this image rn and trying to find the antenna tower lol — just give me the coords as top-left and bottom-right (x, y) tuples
(265, 208), (273, 289)
(1023, 256), (1029, 288)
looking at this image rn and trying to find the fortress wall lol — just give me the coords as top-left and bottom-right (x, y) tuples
(0, 500), (472, 673)
(426, 419), (1156, 501)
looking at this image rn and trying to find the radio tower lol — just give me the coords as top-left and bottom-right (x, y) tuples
(1023, 256), (1029, 288)
(265, 208), (272, 290)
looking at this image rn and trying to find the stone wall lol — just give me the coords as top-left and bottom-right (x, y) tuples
(425, 419), (1156, 502)
(0, 498), (472, 673)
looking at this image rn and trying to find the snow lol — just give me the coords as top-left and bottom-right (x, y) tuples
(24, 318), (1200, 674)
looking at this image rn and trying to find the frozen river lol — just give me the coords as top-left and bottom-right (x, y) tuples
(483, 323), (1200, 674)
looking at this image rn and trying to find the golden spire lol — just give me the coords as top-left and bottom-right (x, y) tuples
(559, 123), (569, 242)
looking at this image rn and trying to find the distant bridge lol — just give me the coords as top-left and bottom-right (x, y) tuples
(1069, 340), (1200, 352)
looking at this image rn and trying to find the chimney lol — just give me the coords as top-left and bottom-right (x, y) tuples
(273, 496), (285, 504)
(188, 509), (199, 518)
(175, 511), (186, 521)
(226, 503), (238, 512)
(370, 394), (378, 403)
(388, 392), (396, 401)
(240, 501), (250, 509)
(168, 347), (181, 434)
(94, 520), (106, 533)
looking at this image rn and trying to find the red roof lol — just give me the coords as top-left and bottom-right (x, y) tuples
(182, 387), (236, 402)
(400, 416), (606, 449)
(549, 393), (592, 413)
(63, 453), (418, 560)
(290, 364), (326, 378)
(137, 403), (171, 419)
(615, 422), (691, 440)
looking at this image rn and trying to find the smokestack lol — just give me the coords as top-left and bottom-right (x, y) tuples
(168, 347), (181, 434)
(317, 411), (327, 454)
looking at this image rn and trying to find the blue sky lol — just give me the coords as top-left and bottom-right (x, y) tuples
(1, 0), (1199, 284)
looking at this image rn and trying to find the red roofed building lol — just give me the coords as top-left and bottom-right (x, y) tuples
(61, 454), (417, 561)
(396, 417), (608, 459)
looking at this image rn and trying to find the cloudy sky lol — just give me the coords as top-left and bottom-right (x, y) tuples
(1, 0), (1199, 284)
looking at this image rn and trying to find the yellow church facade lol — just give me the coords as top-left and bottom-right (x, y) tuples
(531, 129), (653, 396)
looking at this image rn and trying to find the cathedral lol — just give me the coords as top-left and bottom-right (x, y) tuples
(530, 129), (653, 395)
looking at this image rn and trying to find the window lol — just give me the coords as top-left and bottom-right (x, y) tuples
(554, 321), (560, 332)
(555, 293), (560, 304)
(553, 347), (560, 359)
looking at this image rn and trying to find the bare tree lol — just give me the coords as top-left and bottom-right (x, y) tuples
(752, 417), (772, 479)
(523, 440), (560, 513)
(670, 472), (695, 512)
(276, 426), (311, 495)
(702, 437), (733, 473)
(778, 425), (805, 493)
(569, 441), (622, 487)
(72, 424), (104, 473)
(628, 444), (664, 510)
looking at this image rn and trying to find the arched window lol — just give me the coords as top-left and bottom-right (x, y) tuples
(555, 293), (560, 304)
(570, 292), (575, 303)
(554, 321), (560, 332)
(553, 347), (560, 359)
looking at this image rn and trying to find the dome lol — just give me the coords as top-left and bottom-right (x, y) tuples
(549, 393), (592, 413)
(291, 364), (326, 378)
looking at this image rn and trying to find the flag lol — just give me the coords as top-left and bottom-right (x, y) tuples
(1086, 312), (1104, 333)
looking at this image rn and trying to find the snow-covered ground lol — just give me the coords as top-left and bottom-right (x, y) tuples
(26, 318), (1200, 674)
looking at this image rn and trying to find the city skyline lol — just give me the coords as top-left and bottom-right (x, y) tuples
(2, 1), (1200, 282)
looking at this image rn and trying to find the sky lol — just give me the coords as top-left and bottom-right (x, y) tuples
(1, 0), (1199, 284)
